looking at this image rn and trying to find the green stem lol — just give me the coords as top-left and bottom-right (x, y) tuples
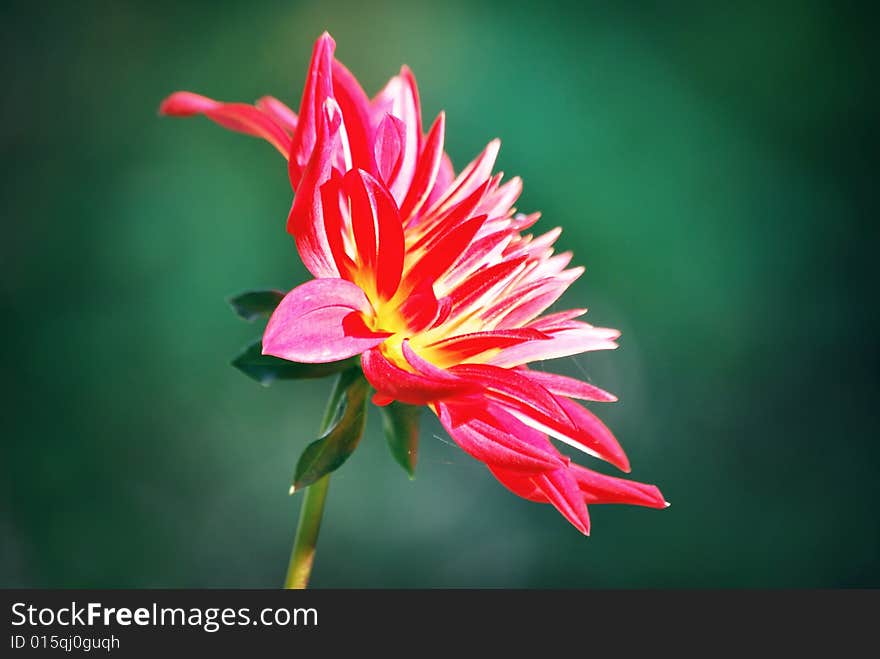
(284, 474), (330, 589)
(283, 374), (347, 590)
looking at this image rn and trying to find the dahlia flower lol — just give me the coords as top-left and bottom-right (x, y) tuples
(161, 32), (665, 584)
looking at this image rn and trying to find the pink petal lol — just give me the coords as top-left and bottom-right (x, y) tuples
(426, 139), (500, 216)
(262, 278), (388, 363)
(425, 153), (455, 209)
(372, 68), (421, 205)
(487, 326), (620, 368)
(374, 114), (406, 185)
(520, 369), (618, 402)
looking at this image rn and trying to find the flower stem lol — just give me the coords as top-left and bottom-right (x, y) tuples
(284, 474), (330, 589)
(283, 374), (348, 589)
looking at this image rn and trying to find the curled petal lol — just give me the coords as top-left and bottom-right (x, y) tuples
(262, 278), (388, 363)
(289, 32), (336, 187)
(361, 348), (480, 405)
(372, 67), (421, 204)
(374, 114), (406, 185)
(287, 99), (344, 278)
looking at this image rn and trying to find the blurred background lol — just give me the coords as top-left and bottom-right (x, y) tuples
(1, 0), (877, 587)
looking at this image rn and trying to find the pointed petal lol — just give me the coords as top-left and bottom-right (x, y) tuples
(402, 215), (486, 291)
(533, 469), (591, 535)
(330, 57), (375, 174)
(374, 114), (406, 185)
(289, 32), (336, 188)
(521, 369), (618, 402)
(426, 139), (500, 216)
(487, 465), (548, 503)
(343, 169), (405, 299)
(487, 326), (620, 368)
(159, 92), (291, 157)
(427, 329), (548, 362)
(373, 68), (421, 204)
(262, 278), (388, 363)
(571, 465), (667, 508)
(554, 396), (631, 472)
(287, 99), (343, 278)
(399, 112), (446, 222)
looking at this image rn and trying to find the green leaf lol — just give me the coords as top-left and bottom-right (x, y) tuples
(228, 289), (285, 321)
(231, 339), (358, 386)
(292, 370), (370, 491)
(380, 402), (421, 478)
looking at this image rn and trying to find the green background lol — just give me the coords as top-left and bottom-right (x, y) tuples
(2, 0), (877, 587)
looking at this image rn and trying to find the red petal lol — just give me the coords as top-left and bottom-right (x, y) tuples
(361, 348), (480, 405)
(487, 466), (548, 503)
(402, 215), (486, 291)
(287, 99), (343, 278)
(319, 171), (356, 279)
(533, 469), (591, 535)
(554, 396), (631, 472)
(449, 363), (573, 434)
(343, 169), (405, 300)
(289, 32), (336, 188)
(436, 401), (564, 473)
(255, 96), (298, 133)
(262, 278), (388, 363)
(446, 257), (528, 316)
(330, 57), (375, 174)
(159, 92), (291, 157)
(571, 465), (667, 508)
(399, 112), (446, 222)
(427, 329), (549, 362)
